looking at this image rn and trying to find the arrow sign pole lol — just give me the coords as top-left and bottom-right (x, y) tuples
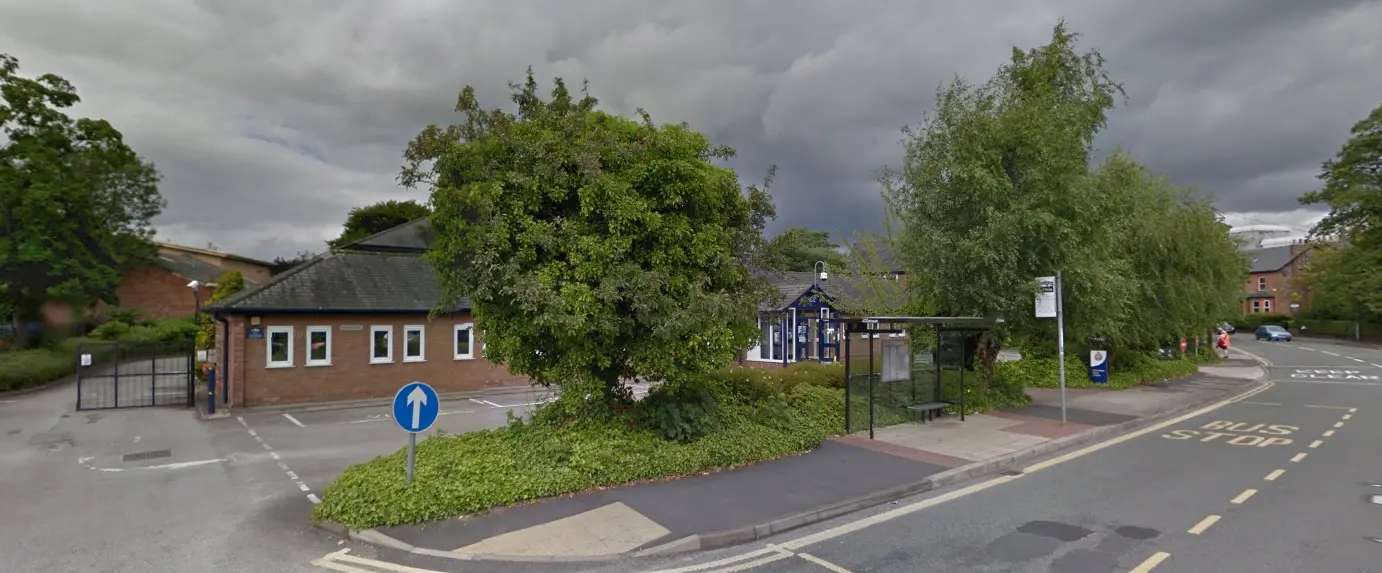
(393, 382), (438, 484)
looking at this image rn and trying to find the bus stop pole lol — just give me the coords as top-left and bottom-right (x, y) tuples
(1056, 271), (1067, 425)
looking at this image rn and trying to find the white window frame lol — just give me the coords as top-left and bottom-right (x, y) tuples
(402, 325), (426, 362)
(370, 325), (394, 364)
(1251, 300), (1261, 313)
(1263, 299), (1272, 313)
(747, 315), (786, 363)
(266, 326), (294, 369)
(454, 323), (476, 360)
(305, 326), (332, 367)
(1257, 277), (1267, 292)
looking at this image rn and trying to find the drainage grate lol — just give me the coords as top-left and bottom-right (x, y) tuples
(1002, 469), (1025, 476)
(122, 449), (172, 463)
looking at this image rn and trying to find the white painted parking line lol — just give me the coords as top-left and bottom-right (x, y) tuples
(1322, 351), (1340, 357)
(798, 552), (853, 573)
(283, 413), (306, 427)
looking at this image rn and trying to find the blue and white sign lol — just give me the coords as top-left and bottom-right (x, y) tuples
(1089, 350), (1109, 384)
(392, 382), (439, 433)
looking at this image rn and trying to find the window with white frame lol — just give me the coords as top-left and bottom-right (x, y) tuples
(370, 325), (393, 364)
(1251, 300), (1261, 313)
(266, 326), (294, 368)
(454, 323), (475, 360)
(748, 316), (784, 362)
(403, 325), (426, 362)
(1263, 299), (1272, 313)
(305, 326), (331, 366)
(1257, 277), (1267, 291)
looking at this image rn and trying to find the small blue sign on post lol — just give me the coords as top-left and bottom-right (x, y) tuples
(392, 382), (439, 482)
(1089, 350), (1109, 384)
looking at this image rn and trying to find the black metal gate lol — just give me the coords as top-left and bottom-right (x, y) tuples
(75, 340), (196, 410)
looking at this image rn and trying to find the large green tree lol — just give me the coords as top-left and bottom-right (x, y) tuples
(402, 71), (777, 404)
(328, 199), (431, 249)
(883, 22), (1132, 376)
(1299, 102), (1382, 321)
(0, 54), (163, 327)
(1092, 151), (1246, 348)
(762, 227), (846, 272)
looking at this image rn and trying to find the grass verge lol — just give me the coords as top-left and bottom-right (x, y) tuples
(312, 365), (844, 530)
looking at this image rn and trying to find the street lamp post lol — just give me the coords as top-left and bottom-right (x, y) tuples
(813, 261), (828, 287)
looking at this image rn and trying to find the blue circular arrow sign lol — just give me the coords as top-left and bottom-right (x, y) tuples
(392, 382), (439, 433)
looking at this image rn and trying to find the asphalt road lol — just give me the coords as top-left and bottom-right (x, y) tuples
(597, 336), (1382, 573)
(0, 378), (584, 573)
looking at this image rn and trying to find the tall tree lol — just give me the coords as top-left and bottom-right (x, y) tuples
(1299, 101), (1382, 320)
(882, 22), (1131, 378)
(269, 250), (317, 275)
(402, 70), (778, 405)
(327, 199), (431, 249)
(0, 54), (163, 327)
(763, 227), (846, 272)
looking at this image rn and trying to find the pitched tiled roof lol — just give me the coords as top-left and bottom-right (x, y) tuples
(845, 238), (901, 273)
(1246, 246), (1295, 273)
(207, 251), (466, 314)
(342, 218), (435, 253)
(153, 252), (260, 286)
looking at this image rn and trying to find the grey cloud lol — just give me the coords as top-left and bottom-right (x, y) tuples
(1, 0), (1377, 259)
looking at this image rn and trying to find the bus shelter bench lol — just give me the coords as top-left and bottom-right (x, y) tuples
(906, 402), (950, 422)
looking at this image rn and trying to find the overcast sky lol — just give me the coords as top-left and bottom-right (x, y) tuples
(3, 0), (1379, 260)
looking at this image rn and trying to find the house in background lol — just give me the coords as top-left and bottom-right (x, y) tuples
(36, 241), (271, 326)
(96, 242), (272, 321)
(1242, 242), (1315, 315)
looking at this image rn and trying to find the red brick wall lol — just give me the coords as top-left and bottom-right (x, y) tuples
(102, 266), (207, 320)
(221, 313), (529, 407)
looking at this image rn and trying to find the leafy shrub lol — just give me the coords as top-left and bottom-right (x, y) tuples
(90, 320), (132, 341)
(636, 382), (719, 442)
(1002, 349), (1199, 390)
(0, 348), (73, 391)
(105, 307), (144, 325)
(126, 317), (198, 342)
(1235, 313), (1292, 330)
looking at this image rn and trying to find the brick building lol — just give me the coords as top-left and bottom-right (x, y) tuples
(205, 218), (890, 406)
(1242, 243), (1314, 315)
(102, 243), (271, 321)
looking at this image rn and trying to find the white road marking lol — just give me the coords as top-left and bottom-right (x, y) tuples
(1334, 421), (1345, 428)
(1299, 346), (1317, 351)
(283, 413), (306, 427)
(1322, 351), (1340, 357)
(1323, 430), (1335, 437)
(1264, 469), (1285, 481)
(1291, 452), (1307, 462)
(1342, 414), (1352, 420)
(798, 553), (853, 573)
(1130, 551), (1171, 573)
(1188, 515), (1221, 535)
(1309, 440), (1324, 448)
(1237, 401), (1282, 406)
(314, 549), (454, 572)
(1350, 357), (1366, 363)
(133, 436), (141, 443)
(1350, 408), (1358, 413)
(237, 418), (319, 507)
(78, 456), (226, 472)
(1277, 379), (1382, 387)
(1372, 364), (1382, 369)
(1305, 404), (1352, 410)
(1230, 489), (1257, 504)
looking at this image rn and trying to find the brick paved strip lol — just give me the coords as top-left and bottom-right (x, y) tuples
(832, 434), (971, 468)
(987, 410), (1097, 438)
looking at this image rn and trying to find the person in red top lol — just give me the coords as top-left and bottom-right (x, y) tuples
(1216, 329), (1231, 359)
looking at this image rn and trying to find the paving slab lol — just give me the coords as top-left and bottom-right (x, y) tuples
(379, 439), (946, 554)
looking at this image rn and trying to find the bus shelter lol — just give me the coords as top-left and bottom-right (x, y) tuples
(840, 315), (1006, 439)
